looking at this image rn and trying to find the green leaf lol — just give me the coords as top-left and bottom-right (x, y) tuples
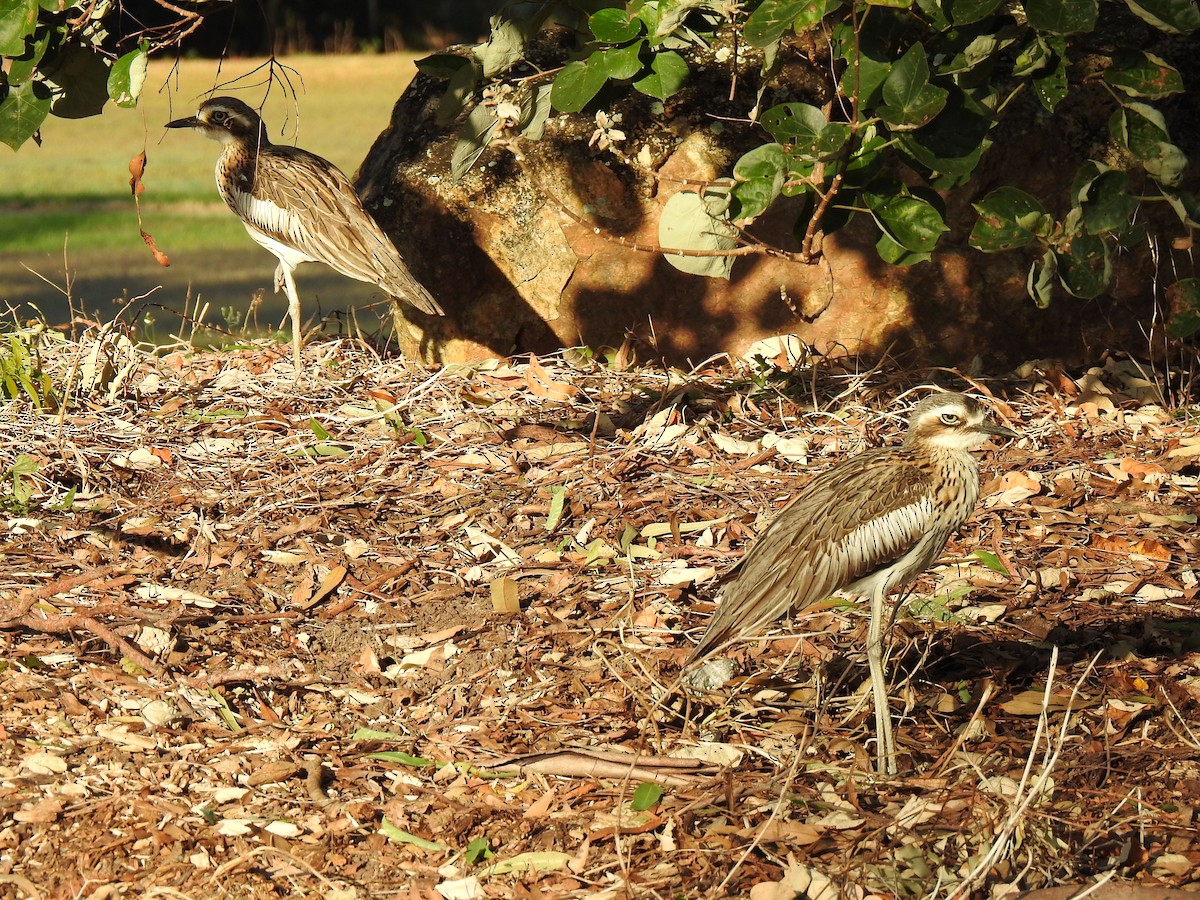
(632, 50), (689, 100)
(1167, 278), (1200, 338)
(519, 82), (553, 140)
(107, 45), (148, 109)
(5, 25), (48, 84)
(380, 818), (446, 851)
(0, 78), (51, 149)
(366, 750), (437, 767)
(40, 45), (111, 119)
(630, 782), (665, 810)
(744, 0), (840, 46)
(450, 101), (499, 180)
(464, 836), (492, 864)
(546, 484), (566, 532)
(834, 19), (892, 106)
(594, 41), (645, 81)
(1123, 0), (1200, 32)
(590, 7), (643, 42)
(876, 229), (931, 265)
(1078, 171), (1137, 234)
(1057, 233), (1111, 299)
(732, 143), (787, 219)
(973, 549), (1010, 574)
(1033, 44), (1069, 111)
(417, 52), (473, 79)
(1103, 49), (1184, 98)
(1110, 102), (1188, 185)
(864, 187), (948, 253)
(0, 0), (37, 57)
(1027, 248), (1058, 307)
(1161, 188), (1200, 228)
(659, 188), (737, 278)
(11, 453), (37, 477)
(435, 58), (481, 125)
(551, 58), (609, 112)
(475, 15), (527, 78)
(760, 101), (825, 144)
(897, 86), (993, 177)
(950, 0), (1005, 23)
(969, 186), (1049, 251)
(938, 28), (1020, 74)
(1024, 0), (1099, 33)
(478, 851), (572, 877)
(1013, 35), (1052, 76)
(878, 44), (948, 131)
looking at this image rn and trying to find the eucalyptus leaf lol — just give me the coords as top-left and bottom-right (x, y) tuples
(450, 102), (499, 181)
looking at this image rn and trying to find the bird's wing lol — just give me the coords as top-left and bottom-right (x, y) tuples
(688, 448), (939, 662)
(230, 147), (443, 316)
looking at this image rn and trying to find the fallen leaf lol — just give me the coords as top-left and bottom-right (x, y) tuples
(525, 355), (578, 402)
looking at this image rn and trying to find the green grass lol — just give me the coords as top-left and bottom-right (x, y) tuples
(0, 54), (421, 331)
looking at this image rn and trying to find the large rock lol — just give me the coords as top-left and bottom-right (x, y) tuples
(357, 67), (1171, 368)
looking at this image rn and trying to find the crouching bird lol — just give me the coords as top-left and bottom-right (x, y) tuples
(688, 392), (1017, 774)
(165, 96), (443, 373)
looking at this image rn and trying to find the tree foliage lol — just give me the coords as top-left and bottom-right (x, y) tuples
(420, 0), (1199, 310)
(0, 0), (231, 150)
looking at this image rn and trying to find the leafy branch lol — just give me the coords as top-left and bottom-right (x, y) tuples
(416, 0), (1197, 311)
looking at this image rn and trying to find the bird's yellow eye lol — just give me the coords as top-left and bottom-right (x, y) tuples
(211, 111), (227, 124)
(939, 412), (960, 425)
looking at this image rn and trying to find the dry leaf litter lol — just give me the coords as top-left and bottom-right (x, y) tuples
(0, 333), (1198, 899)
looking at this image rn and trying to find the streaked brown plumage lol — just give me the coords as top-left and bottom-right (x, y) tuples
(689, 392), (1017, 773)
(165, 96), (442, 372)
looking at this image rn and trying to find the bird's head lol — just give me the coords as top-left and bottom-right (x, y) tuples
(903, 392), (1018, 451)
(165, 97), (267, 146)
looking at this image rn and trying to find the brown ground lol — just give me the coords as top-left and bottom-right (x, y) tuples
(1, 330), (1198, 899)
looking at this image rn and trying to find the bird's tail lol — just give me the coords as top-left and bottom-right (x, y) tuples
(383, 269), (444, 317)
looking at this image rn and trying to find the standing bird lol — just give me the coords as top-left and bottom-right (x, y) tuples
(688, 392), (1017, 774)
(165, 96), (443, 373)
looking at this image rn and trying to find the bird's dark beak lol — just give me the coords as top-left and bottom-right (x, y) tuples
(165, 115), (200, 129)
(981, 422), (1019, 440)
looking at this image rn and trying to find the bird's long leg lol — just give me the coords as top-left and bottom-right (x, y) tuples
(867, 585), (897, 776)
(277, 264), (304, 375)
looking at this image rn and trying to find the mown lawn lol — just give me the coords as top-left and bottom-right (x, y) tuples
(0, 54), (422, 337)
